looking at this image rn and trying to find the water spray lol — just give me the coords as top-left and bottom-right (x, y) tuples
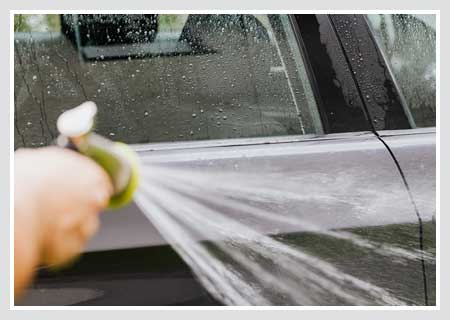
(56, 101), (140, 209)
(53, 103), (419, 306)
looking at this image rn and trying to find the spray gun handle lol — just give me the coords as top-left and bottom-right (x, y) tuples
(56, 102), (140, 209)
(57, 132), (140, 209)
(56, 135), (78, 151)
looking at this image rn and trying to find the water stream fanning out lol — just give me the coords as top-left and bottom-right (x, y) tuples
(133, 164), (431, 306)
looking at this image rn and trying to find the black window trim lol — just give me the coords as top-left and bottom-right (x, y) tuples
(362, 14), (417, 129)
(329, 14), (414, 132)
(292, 14), (373, 135)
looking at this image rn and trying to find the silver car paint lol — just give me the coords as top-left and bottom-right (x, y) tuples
(86, 131), (419, 252)
(379, 128), (436, 304)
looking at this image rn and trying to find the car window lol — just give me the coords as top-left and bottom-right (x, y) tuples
(366, 14), (436, 128)
(14, 14), (323, 149)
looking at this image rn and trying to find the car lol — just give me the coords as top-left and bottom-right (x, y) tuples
(13, 13), (436, 306)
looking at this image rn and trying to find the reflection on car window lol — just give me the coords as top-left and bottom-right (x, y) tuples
(367, 14), (436, 128)
(14, 14), (322, 149)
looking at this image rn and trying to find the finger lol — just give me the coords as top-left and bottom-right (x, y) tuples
(79, 215), (100, 240)
(92, 186), (111, 210)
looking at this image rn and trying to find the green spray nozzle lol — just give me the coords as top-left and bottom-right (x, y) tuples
(56, 102), (140, 209)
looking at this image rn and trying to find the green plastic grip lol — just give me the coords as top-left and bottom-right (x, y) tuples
(76, 136), (140, 209)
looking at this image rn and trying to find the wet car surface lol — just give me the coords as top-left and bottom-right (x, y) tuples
(14, 14), (436, 306)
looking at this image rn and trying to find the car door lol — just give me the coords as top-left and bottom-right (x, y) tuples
(14, 14), (432, 306)
(338, 14), (437, 305)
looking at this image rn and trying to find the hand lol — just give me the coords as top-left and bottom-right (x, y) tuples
(14, 147), (113, 298)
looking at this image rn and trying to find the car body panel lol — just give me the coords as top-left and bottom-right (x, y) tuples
(378, 128), (436, 305)
(17, 245), (220, 306)
(18, 131), (428, 305)
(88, 132), (418, 251)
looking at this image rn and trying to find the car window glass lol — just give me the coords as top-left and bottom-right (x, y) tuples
(14, 14), (322, 149)
(366, 14), (436, 128)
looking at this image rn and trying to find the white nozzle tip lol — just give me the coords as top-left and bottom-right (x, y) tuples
(57, 101), (98, 137)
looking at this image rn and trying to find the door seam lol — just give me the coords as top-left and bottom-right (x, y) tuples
(375, 134), (429, 305)
(328, 14), (429, 305)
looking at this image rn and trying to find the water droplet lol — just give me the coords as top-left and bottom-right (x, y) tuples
(109, 132), (115, 136)
(223, 116), (227, 120)
(192, 113), (197, 118)
(32, 75), (37, 80)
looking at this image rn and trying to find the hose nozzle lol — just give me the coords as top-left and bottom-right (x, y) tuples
(57, 101), (140, 209)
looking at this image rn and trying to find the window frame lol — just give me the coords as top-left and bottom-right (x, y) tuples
(362, 14), (417, 129)
(293, 14), (373, 135)
(329, 14), (424, 132)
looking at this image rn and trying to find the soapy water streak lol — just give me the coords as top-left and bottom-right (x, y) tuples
(134, 164), (431, 306)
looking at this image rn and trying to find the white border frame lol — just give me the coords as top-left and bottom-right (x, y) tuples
(10, 9), (440, 310)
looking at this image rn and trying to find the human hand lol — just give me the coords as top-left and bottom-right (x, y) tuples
(14, 147), (113, 297)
